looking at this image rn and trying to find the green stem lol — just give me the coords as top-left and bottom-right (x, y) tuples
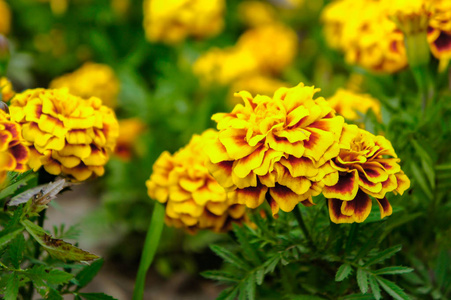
(345, 223), (359, 255)
(293, 205), (316, 251)
(132, 203), (165, 300)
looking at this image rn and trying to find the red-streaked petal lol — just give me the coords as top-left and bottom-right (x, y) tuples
(376, 197), (392, 219)
(269, 184), (307, 213)
(322, 170), (359, 200)
(352, 191), (372, 223)
(328, 199), (354, 224)
(231, 185), (268, 209)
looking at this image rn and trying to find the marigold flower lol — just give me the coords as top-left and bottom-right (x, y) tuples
(238, 1), (277, 28)
(321, 0), (408, 73)
(323, 124), (410, 224)
(327, 88), (381, 122)
(9, 88), (119, 181)
(0, 110), (29, 185)
(0, 0), (11, 35)
(115, 118), (146, 161)
(206, 83), (345, 216)
(143, 0), (225, 44)
(428, 0), (451, 60)
(50, 62), (120, 108)
(193, 47), (259, 86)
(236, 23), (298, 75)
(1, 77), (14, 102)
(146, 129), (248, 233)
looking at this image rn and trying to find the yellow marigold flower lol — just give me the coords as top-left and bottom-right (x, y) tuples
(115, 118), (146, 161)
(238, 1), (277, 28)
(1, 77), (14, 102)
(236, 23), (298, 75)
(0, 0), (11, 35)
(327, 88), (381, 122)
(193, 47), (259, 85)
(143, 0), (225, 44)
(35, 0), (68, 15)
(0, 110), (29, 185)
(323, 124), (410, 224)
(9, 88), (119, 182)
(322, 0), (408, 73)
(146, 129), (248, 233)
(229, 75), (288, 107)
(49, 62), (120, 109)
(428, 0), (451, 60)
(206, 83), (345, 216)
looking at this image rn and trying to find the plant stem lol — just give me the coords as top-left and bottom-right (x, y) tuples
(132, 202), (165, 300)
(293, 205), (316, 251)
(345, 223), (359, 255)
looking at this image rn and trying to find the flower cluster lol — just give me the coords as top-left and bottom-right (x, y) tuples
(0, 110), (29, 185)
(322, 0), (451, 72)
(1, 77), (14, 103)
(0, 0), (11, 35)
(327, 88), (381, 122)
(205, 83), (410, 223)
(10, 88), (119, 181)
(146, 129), (248, 233)
(143, 0), (225, 44)
(323, 124), (410, 223)
(50, 62), (120, 108)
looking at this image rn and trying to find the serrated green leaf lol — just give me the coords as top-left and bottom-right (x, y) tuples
(201, 270), (241, 283)
(232, 223), (262, 266)
(0, 228), (23, 250)
(255, 268), (264, 285)
(335, 264), (353, 282)
(210, 245), (250, 271)
(0, 171), (36, 200)
(376, 277), (410, 300)
(363, 245), (402, 267)
(216, 287), (239, 300)
(22, 219), (99, 262)
(357, 268), (369, 294)
(79, 293), (118, 300)
(75, 259), (104, 289)
(342, 294), (375, 300)
(263, 255), (280, 274)
(246, 273), (256, 300)
(24, 265), (73, 286)
(2, 206), (24, 235)
(369, 275), (381, 300)
(374, 266), (414, 275)
(7, 233), (25, 269)
(47, 288), (63, 300)
(4, 272), (19, 300)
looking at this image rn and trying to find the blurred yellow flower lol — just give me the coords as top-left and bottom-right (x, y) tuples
(1, 77), (14, 102)
(206, 83), (345, 216)
(50, 62), (120, 108)
(327, 88), (381, 122)
(115, 118), (146, 161)
(193, 47), (259, 85)
(0, 0), (11, 35)
(428, 0), (451, 60)
(146, 129), (249, 233)
(229, 75), (288, 107)
(323, 124), (410, 223)
(10, 89), (119, 181)
(238, 1), (277, 28)
(0, 110), (29, 185)
(236, 23), (298, 75)
(143, 0), (225, 44)
(322, 0), (408, 73)
(36, 0), (68, 15)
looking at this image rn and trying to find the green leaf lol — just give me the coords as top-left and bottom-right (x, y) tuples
(342, 294), (375, 300)
(24, 265), (73, 286)
(210, 245), (251, 271)
(0, 229), (23, 250)
(263, 255), (280, 274)
(363, 245), (402, 267)
(369, 275), (381, 300)
(357, 268), (369, 294)
(79, 293), (118, 300)
(255, 268), (264, 285)
(435, 250), (450, 289)
(75, 259), (104, 289)
(46, 288), (63, 300)
(4, 272), (19, 300)
(0, 171), (36, 200)
(22, 219), (99, 262)
(376, 277), (410, 300)
(7, 233), (25, 269)
(287, 295), (327, 299)
(245, 273), (256, 300)
(232, 223), (262, 265)
(374, 266), (414, 275)
(410, 162), (433, 199)
(217, 287), (239, 300)
(421, 158), (435, 189)
(335, 264), (353, 282)
(201, 270), (241, 283)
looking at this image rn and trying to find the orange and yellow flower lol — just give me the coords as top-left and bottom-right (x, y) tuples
(114, 118), (146, 161)
(50, 62), (120, 109)
(323, 124), (410, 223)
(0, 110), (29, 185)
(327, 88), (381, 122)
(206, 83), (345, 216)
(1, 77), (14, 103)
(428, 0), (451, 60)
(0, 0), (11, 35)
(9, 88), (119, 181)
(146, 129), (248, 233)
(143, 0), (225, 44)
(238, 1), (277, 28)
